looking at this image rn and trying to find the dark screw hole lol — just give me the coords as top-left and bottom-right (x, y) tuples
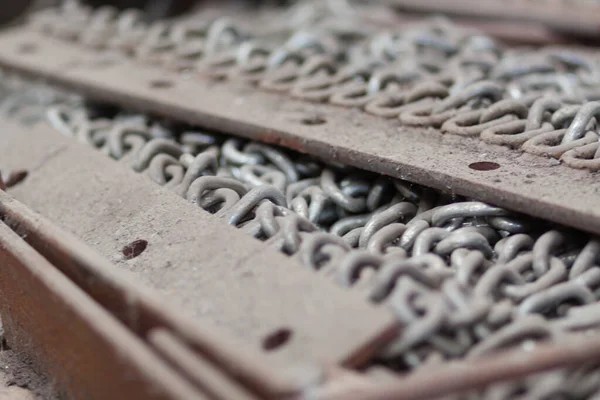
(469, 161), (500, 171)
(17, 43), (37, 54)
(262, 328), (292, 351)
(149, 80), (173, 89)
(4, 170), (28, 188)
(122, 239), (148, 260)
(300, 116), (326, 126)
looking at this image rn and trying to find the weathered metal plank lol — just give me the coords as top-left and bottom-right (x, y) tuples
(362, 14), (581, 48)
(0, 190), (295, 399)
(0, 117), (398, 372)
(322, 333), (600, 400)
(0, 29), (597, 236)
(379, 0), (600, 36)
(394, 14), (578, 45)
(148, 329), (260, 400)
(0, 218), (207, 400)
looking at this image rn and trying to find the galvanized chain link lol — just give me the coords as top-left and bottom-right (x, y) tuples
(2, 77), (600, 394)
(7, 5), (600, 396)
(26, 0), (600, 171)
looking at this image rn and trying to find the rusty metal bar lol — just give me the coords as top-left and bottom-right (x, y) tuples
(148, 329), (261, 400)
(394, 13), (583, 45)
(0, 189), (302, 399)
(379, 0), (600, 37)
(0, 117), (399, 392)
(0, 29), (597, 237)
(0, 200), (209, 400)
(320, 333), (600, 400)
(0, 189), (294, 399)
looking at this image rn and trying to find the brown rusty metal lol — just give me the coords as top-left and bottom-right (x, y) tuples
(0, 29), (597, 237)
(430, 19), (580, 46)
(391, 11), (585, 46)
(380, 0), (600, 38)
(0, 189), (296, 399)
(0, 198), (209, 400)
(148, 329), (261, 400)
(316, 333), (600, 400)
(0, 191), (300, 399)
(0, 117), (399, 382)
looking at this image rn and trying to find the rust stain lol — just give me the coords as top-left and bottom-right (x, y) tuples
(256, 131), (307, 153)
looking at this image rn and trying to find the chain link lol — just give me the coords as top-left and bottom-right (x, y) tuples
(27, 0), (600, 171)
(7, 2), (600, 396)
(2, 77), (599, 388)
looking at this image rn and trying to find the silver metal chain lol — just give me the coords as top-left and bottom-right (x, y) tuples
(27, 1), (600, 171)
(6, 2), (600, 396)
(2, 76), (599, 393)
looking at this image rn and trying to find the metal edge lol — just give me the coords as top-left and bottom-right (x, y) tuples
(379, 0), (600, 36)
(0, 200), (208, 400)
(0, 30), (597, 237)
(318, 336), (600, 400)
(0, 190), (301, 399)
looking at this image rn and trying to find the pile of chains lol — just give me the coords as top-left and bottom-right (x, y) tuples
(26, 0), (600, 171)
(3, 76), (600, 387)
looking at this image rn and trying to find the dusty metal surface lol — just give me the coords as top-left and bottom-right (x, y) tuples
(0, 29), (598, 238)
(324, 333), (600, 400)
(391, 14), (584, 46)
(381, 0), (600, 37)
(1, 2), (600, 399)
(307, 334), (600, 400)
(0, 189), (296, 399)
(0, 117), (398, 373)
(148, 329), (260, 400)
(0, 198), (209, 399)
(23, 3), (600, 173)
(1, 78), (598, 400)
(2, 78), (596, 368)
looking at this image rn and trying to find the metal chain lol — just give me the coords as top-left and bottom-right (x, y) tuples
(26, 0), (600, 171)
(7, 6), (600, 396)
(2, 77), (600, 393)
